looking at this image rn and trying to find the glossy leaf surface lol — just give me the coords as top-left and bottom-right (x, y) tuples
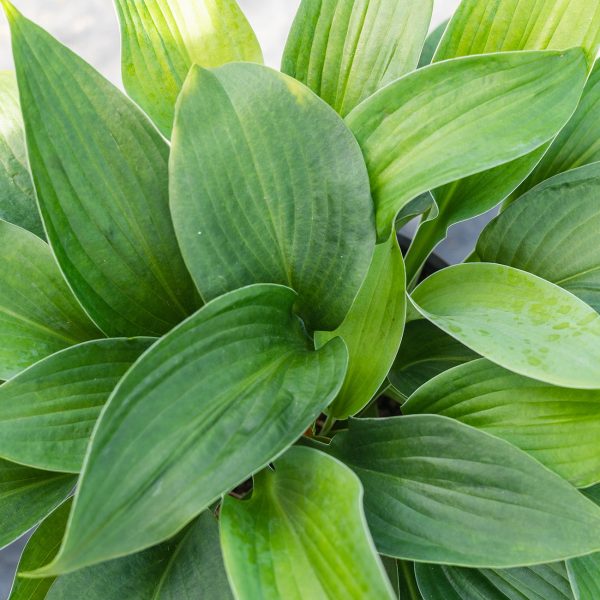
(0, 337), (153, 473)
(0, 71), (42, 237)
(476, 163), (600, 312)
(37, 284), (347, 574)
(4, 4), (198, 337)
(48, 512), (232, 599)
(221, 447), (395, 600)
(0, 459), (74, 550)
(282, 0), (432, 116)
(8, 500), (70, 600)
(411, 263), (600, 389)
(416, 562), (573, 600)
(326, 416), (600, 567)
(388, 319), (478, 400)
(346, 49), (586, 239)
(0, 219), (100, 381)
(171, 62), (375, 332)
(115, 0), (262, 136)
(316, 234), (406, 419)
(405, 359), (600, 487)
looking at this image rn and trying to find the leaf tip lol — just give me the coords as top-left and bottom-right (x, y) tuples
(0, 0), (19, 22)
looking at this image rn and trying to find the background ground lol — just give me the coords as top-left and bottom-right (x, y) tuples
(0, 1), (462, 596)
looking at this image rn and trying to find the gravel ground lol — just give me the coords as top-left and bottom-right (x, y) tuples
(0, 1), (462, 597)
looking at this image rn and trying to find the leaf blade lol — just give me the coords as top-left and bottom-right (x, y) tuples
(221, 447), (395, 600)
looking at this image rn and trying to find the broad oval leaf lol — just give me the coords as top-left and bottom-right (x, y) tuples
(35, 284), (348, 575)
(3, 4), (199, 337)
(435, 0), (600, 67)
(47, 511), (233, 599)
(0, 337), (154, 473)
(388, 319), (478, 401)
(476, 163), (600, 313)
(411, 263), (600, 389)
(346, 49), (587, 239)
(0, 459), (75, 550)
(0, 71), (42, 237)
(405, 359), (600, 488)
(0, 219), (100, 381)
(221, 446), (395, 600)
(510, 61), (600, 202)
(115, 0), (262, 136)
(8, 499), (71, 600)
(282, 0), (433, 116)
(325, 416), (600, 567)
(405, 0), (600, 281)
(316, 234), (406, 419)
(170, 62), (375, 332)
(415, 562), (573, 600)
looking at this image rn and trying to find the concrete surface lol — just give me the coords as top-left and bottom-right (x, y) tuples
(0, 1), (462, 597)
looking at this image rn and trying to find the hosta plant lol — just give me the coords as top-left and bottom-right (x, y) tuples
(2, 0), (600, 598)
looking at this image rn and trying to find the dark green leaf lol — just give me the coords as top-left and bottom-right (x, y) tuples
(170, 62), (375, 332)
(411, 263), (600, 389)
(399, 561), (423, 600)
(316, 234), (406, 419)
(388, 319), (478, 400)
(326, 416), (600, 567)
(0, 219), (100, 381)
(282, 0), (433, 116)
(3, 3), (199, 337)
(0, 459), (74, 550)
(0, 71), (42, 237)
(405, 359), (600, 488)
(476, 163), (600, 313)
(115, 0), (262, 136)
(0, 337), (154, 473)
(47, 511), (233, 599)
(346, 49), (587, 239)
(567, 554), (600, 600)
(415, 562), (573, 600)
(8, 499), (71, 600)
(35, 284), (347, 575)
(221, 447), (395, 599)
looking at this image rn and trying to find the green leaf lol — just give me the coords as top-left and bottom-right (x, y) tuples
(405, 0), (600, 282)
(346, 49), (587, 240)
(415, 562), (574, 600)
(567, 555), (600, 600)
(47, 511), (233, 599)
(567, 487), (600, 600)
(221, 446), (395, 600)
(8, 500), (71, 600)
(404, 359), (600, 488)
(316, 234), (406, 419)
(114, 0), (262, 137)
(418, 19), (449, 68)
(510, 61), (600, 202)
(170, 62), (375, 332)
(35, 284), (347, 575)
(435, 0), (600, 67)
(381, 556), (400, 598)
(0, 337), (154, 474)
(398, 561), (423, 600)
(3, 3), (199, 337)
(476, 163), (600, 313)
(0, 459), (75, 550)
(388, 319), (478, 400)
(0, 219), (101, 381)
(0, 71), (42, 238)
(326, 416), (600, 567)
(411, 263), (600, 389)
(282, 0), (433, 116)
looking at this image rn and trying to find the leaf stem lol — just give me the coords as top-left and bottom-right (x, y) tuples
(320, 414), (336, 437)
